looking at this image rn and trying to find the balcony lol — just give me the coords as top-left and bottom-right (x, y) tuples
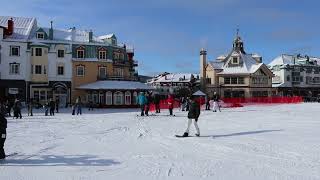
(97, 75), (136, 81)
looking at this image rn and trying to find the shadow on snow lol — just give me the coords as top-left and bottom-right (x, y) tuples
(197, 129), (283, 138)
(2, 155), (120, 167)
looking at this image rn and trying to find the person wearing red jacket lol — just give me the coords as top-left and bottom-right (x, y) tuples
(167, 95), (174, 116)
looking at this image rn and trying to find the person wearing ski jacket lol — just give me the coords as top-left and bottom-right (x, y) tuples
(137, 92), (147, 116)
(153, 93), (161, 113)
(167, 95), (174, 116)
(182, 96), (201, 137)
(0, 111), (7, 159)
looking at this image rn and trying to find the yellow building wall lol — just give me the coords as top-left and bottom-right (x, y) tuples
(31, 47), (48, 82)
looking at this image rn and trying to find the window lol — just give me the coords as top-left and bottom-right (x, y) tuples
(76, 66), (85, 76)
(224, 77), (231, 84)
(231, 77), (237, 84)
(37, 32), (44, 39)
(40, 90), (46, 100)
(57, 50), (64, 58)
(125, 91), (131, 105)
(35, 48), (42, 56)
(113, 52), (123, 60)
(238, 77), (244, 84)
(93, 92), (99, 103)
(287, 75), (290, 81)
(114, 68), (123, 77)
(9, 63), (20, 74)
(10, 46), (20, 56)
(113, 91), (123, 105)
(35, 65), (42, 74)
(132, 92), (137, 105)
(99, 51), (107, 60)
(232, 57), (238, 64)
(77, 50), (84, 58)
(99, 92), (105, 104)
(106, 91), (112, 105)
(57, 66), (64, 75)
(33, 90), (39, 100)
(99, 67), (106, 78)
(43, 65), (46, 74)
(31, 65), (33, 74)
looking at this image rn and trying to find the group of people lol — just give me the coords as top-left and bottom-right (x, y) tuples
(205, 92), (221, 112)
(72, 96), (83, 115)
(0, 99), (23, 119)
(136, 92), (172, 116)
(43, 99), (60, 116)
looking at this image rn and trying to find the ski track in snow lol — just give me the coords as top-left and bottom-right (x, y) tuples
(1, 103), (320, 180)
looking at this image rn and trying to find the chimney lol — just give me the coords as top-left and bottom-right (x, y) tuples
(49, 21), (53, 40)
(200, 48), (207, 90)
(89, 30), (93, 42)
(7, 18), (14, 36)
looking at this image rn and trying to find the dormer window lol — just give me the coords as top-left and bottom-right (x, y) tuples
(99, 51), (107, 60)
(37, 32), (44, 39)
(232, 57), (239, 64)
(77, 50), (85, 59)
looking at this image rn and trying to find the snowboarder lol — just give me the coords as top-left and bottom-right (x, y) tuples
(167, 95), (175, 116)
(13, 99), (22, 119)
(180, 96), (201, 137)
(212, 92), (221, 112)
(0, 110), (7, 159)
(153, 93), (161, 113)
(27, 100), (33, 116)
(137, 92), (147, 116)
(76, 96), (82, 115)
(49, 99), (55, 116)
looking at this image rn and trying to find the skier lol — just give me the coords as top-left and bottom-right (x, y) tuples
(180, 96), (201, 137)
(137, 92), (147, 116)
(212, 92), (221, 112)
(167, 95), (175, 116)
(0, 110), (7, 159)
(153, 92), (161, 113)
(13, 99), (22, 119)
(49, 99), (55, 116)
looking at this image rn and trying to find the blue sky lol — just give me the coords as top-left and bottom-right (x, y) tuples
(2, 0), (320, 76)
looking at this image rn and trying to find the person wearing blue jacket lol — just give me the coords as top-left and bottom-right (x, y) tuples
(137, 92), (147, 116)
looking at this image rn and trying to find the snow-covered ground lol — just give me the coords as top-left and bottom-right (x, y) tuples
(1, 103), (320, 180)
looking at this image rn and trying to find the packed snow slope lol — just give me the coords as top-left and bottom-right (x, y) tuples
(1, 103), (320, 180)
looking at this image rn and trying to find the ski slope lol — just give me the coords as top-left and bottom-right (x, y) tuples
(1, 103), (320, 180)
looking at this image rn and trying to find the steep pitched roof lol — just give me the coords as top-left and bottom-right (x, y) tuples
(0, 16), (36, 40)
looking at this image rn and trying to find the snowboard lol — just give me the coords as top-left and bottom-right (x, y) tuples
(175, 135), (195, 138)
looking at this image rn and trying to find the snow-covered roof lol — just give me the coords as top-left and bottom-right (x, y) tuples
(76, 81), (154, 90)
(192, 90), (206, 96)
(149, 73), (197, 83)
(98, 34), (116, 40)
(0, 16), (36, 40)
(209, 52), (264, 75)
(269, 54), (320, 67)
(30, 42), (49, 47)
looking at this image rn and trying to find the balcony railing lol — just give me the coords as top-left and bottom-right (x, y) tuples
(97, 75), (136, 81)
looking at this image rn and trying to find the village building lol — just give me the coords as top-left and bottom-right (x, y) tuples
(268, 54), (320, 99)
(147, 72), (200, 96)
(201, 32), (274, 98)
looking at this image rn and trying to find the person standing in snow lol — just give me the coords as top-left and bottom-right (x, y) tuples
(167, 95), (175, 116)
(27, 99), (33, 116)
(76, 96), (82, 115)
(145, 92), (153, 116)
(13, 99), (22, 119)
(205, 96), (211, 110)
(181, 96), (201, 137)
(212, 92), (221, 112)
(55, 99), (59, 113)
(153, 93), (161, 113)
(137, 92), (147, 116)
(49, 99), (55, 116)
(0, 110), (7, 159)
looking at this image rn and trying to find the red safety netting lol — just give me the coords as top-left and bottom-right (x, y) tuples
(220, 96), (303, 108)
